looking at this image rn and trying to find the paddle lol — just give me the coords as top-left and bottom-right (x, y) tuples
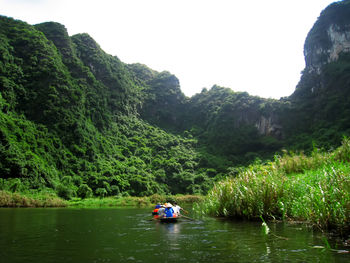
(180, 215), (196, 221)
(181, 208), (189, 214)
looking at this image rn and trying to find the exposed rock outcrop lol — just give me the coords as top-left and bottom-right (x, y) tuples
(304, 1), (350, 74)
(255, 116), (283, 138)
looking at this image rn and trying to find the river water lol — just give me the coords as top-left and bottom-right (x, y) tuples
(0, 207), (348, 263)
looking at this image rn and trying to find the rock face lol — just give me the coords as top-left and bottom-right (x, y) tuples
(305, 24), (350, 74)
(255, 116), (283, 138)
(304, 1), (350, 74)
(328, 24), (350, 62)
(287, 0), (350, 149)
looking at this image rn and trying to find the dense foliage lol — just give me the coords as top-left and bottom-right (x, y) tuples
(286, 52), (350, 150)
(1, 0), (350, 202)
(183, 86), (285, 167)
(0, 17), (211, 198)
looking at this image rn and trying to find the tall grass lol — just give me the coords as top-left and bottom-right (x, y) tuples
(281, 164), (350, 230)
(0, 189), (202, 208)
(202, 138), (350, 234)
(67, 196), (153, 207)
(0, 190), (67, 207)
(66, 194), (203, 208)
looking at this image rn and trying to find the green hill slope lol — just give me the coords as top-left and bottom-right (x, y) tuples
(1, 0), (350, 199)
(0, 16), (210, 197)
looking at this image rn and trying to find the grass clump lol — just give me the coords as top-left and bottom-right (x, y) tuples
(68, 196), (153, 207)
(68, 194), (203, 208)
(283, 165), (350, 229)
(0, 189), (202, 208)
(0, 190), (67, 207)
(202, 138), (350, 234)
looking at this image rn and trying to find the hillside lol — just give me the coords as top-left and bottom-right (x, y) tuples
(1, 0), (350, 198)
(0, 17), (209, 197)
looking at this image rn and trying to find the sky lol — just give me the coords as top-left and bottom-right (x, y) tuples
(0, 0), (339, 99)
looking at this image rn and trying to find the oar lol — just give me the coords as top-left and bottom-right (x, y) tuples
(180, 215), (196, 221)
(181, 208), (189, 214)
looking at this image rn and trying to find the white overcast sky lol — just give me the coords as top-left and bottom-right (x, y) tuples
(0, 0), (338, 98)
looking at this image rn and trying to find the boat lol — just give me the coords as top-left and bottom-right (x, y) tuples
(152, 203), (180, 222)
(158, 215), (180, 223)
(152, 211), (180, 223)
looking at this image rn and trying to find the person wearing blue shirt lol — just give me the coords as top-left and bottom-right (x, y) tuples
(164, 203), (174, 217)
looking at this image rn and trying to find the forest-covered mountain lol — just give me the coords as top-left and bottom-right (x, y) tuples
(1, 0), (350, 198)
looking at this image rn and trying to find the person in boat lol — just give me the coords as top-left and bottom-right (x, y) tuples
(164, 203), (175, 218)
(156, 204), (165, 218)
(172, 202), (181, 216)
(152, 203), (162, 215)
(158, 205), (165, 217)
(173, 202), (188, 216)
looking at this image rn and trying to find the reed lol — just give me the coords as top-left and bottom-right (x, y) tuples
(67, 194), (203, 208)
(202, 138), (350, 234)
(0, 190), (203, 208)
(282, 164), (350, 231)
(274, 148), (329, 175)
(0, 190), (67, 207)
(67, 196), (150, 207)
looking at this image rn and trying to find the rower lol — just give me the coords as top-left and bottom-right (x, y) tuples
(173, 202), (188, 216)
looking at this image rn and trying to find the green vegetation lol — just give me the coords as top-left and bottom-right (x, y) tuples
(0, 16), (212, 198)
(1, 1), (350, 236)
(0, 190), (67, 207)
(0, 190), (201, 208)
(201, 138), (350, 234)
(67, 194), (202, 208)
(183, 85), (285, 169)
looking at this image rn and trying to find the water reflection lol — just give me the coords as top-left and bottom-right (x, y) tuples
(159, 221), (182, 234)
(0, 208), (349, 263)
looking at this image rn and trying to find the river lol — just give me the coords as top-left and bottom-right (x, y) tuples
(0, 207), (348, 262)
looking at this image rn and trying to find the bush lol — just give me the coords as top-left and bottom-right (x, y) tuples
(56, 184), (74, 200)
(9, 178), (26, 192)
(96, 188), (107, 198)
(77, 184), (93, 199)
(110, 185), (120, 196)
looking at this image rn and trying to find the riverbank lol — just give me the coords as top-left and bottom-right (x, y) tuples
(201, 138), (350, 236)
(67, 194), (202, 207)
(0, 190), (67, 207)
(0, 191), (203, 208)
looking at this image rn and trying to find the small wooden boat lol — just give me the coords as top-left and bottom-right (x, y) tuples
(158, 216), (179, 223)
(152, 214), (181, 223)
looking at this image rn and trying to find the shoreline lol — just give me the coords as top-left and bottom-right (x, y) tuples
(0, 190), (203, 208)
